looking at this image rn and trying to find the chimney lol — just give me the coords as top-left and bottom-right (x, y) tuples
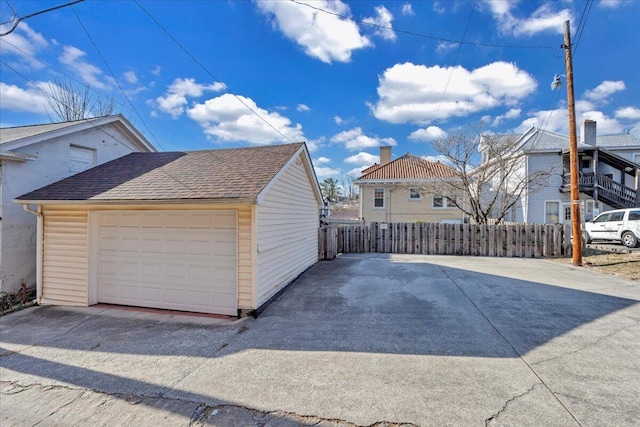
(380, 146), (392, 165)
(580, 120), (597, 146)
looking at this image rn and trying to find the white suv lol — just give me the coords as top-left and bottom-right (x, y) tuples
(584, 208), (640, 248)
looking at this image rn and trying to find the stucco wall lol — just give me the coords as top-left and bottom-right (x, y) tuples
(359, 184), (464, 226)
(1, 123), (146, 293)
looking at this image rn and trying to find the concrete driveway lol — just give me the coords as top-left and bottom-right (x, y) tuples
(1, 254), (639, 426)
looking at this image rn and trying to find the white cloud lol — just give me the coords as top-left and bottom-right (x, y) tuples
(0, 82), (51, 113)
(334, 115), (345, 125)
(255, 0), (371, 63)
(344, 151), (380, 166)
(0, 23), (48, 69)
(123, 71), (138, 84)
(155, 78), (225, 118)
(187, 93), (304, 144)
(409, 125), (447, 142)
(599, 0), (628, 8)
(491, 108), (521, 126)
(436, 41), (458, 54)
(58, 46), (111, 90)
(615, 107), (640, 120)
(515, 104), (625, 136)
(151, 65), (161, 76)
(312, 156), (340, 179)
(330, 127), (396, 150)
(583, 80), (626, 103)
(347, 166), (367, 179)
(433, 2), (446, 14)
(402, 3), (415, 16)
(363, 5), (396, 41)
(484, 1), (572, 36)
(370, 61), (536, 124)
(297, 103), (311, 112)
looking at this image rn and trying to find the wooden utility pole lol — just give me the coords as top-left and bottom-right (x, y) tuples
(564, 20), (583, 266)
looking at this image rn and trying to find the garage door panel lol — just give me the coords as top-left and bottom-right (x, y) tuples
(96, 211), (237, 315)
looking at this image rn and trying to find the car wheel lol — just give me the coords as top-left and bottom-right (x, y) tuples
(621, 231), (638, 248)
(583, 231), (592, 244)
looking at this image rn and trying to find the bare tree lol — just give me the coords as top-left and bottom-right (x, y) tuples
(418, 122), (554, 224)
(340, 176), (358, 203)
(46, 79), (116, 122)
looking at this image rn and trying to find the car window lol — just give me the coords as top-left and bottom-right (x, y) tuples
(610, 212), (624, 221)
(594, 213), (610, 223)
(629, 210), (640, 221)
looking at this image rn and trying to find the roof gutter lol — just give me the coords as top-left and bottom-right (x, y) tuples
(22, 204), (43, 304)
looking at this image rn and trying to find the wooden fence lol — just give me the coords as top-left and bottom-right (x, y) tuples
(319, 222), (572, 260)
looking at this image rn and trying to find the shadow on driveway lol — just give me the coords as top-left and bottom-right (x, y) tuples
(1, 254), (639, 425)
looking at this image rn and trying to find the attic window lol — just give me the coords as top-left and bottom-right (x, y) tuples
(69, 145), (96, 174)
(409, 188), (421, 200)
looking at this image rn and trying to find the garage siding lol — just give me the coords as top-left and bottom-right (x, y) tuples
(255, 157), (319, 306)
(41, 208), (88, 305)
(235, 205), (253, 309)
(39, 204), (253, 312)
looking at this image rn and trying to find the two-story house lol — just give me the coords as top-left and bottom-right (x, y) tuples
(0, 115), (156, 294)
(508, 120), (639, 224)
(355, 146), (464, 226)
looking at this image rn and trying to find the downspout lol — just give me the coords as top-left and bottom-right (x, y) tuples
(22, 204), (43, 303)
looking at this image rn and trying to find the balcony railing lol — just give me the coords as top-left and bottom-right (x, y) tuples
(561, 172), (638, 208)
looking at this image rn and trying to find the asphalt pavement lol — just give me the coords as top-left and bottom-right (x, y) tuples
(1, 254), (639, 426)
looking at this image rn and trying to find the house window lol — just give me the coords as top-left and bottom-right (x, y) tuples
(580, 158), (592, 170)
(373, 188), (385, 208)
(545, 201), (560, 224)
(409, 188), (421, 200)
(633, 154), (640, 165)
(433, 195), (456, 209)
(69, 145), (96, 174)
(563, 205), (572, 222)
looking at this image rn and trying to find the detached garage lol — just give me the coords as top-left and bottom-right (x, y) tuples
(15, 143), (322, 316)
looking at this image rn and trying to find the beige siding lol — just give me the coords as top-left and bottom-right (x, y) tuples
(41, 208), (88, 306)
(256, 156), (319, 307)
(40, 203), (254, 310)
(359, 184), (464, 225)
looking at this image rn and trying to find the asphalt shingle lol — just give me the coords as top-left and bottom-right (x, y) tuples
(16, 143), (305, 202)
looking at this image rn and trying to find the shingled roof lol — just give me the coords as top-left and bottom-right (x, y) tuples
(16, 143), (306, 203)
(356, 154), (457, 181)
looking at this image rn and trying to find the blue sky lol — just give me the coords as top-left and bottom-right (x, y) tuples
(1, 0), (639, 183)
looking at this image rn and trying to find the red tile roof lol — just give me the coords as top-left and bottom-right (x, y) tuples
(357, 154), (457, 180)
(17, 143), (306, 202)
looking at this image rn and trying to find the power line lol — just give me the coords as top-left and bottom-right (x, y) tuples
(434, 0), (477, 121)
(0, 0), (84, 36)
(572, 0), (593, 58)
(288, 0), (553, 50)
(69, 4), (164, 150)
(132, 0), (355, 181)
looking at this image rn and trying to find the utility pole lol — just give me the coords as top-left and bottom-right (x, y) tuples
(563, 20), (583, 266)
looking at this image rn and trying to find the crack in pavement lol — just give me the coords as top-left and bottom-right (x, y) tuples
(484, 383), (542, 426)
(1, 380), (418, 427)
(530, 320), (640, 367)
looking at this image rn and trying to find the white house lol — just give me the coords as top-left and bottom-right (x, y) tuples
(15, 143), (322, 317)
(0, 115), (156, 294)
(508, 120), (640, 224)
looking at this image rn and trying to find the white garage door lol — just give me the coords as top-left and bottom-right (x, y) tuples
(95, 210), (237, 315)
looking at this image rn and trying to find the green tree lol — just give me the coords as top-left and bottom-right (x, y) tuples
(320, 177), (342, 203)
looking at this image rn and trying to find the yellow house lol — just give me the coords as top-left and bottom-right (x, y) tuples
(15, 143), (322, 317)
(355, 147), (465, 226)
